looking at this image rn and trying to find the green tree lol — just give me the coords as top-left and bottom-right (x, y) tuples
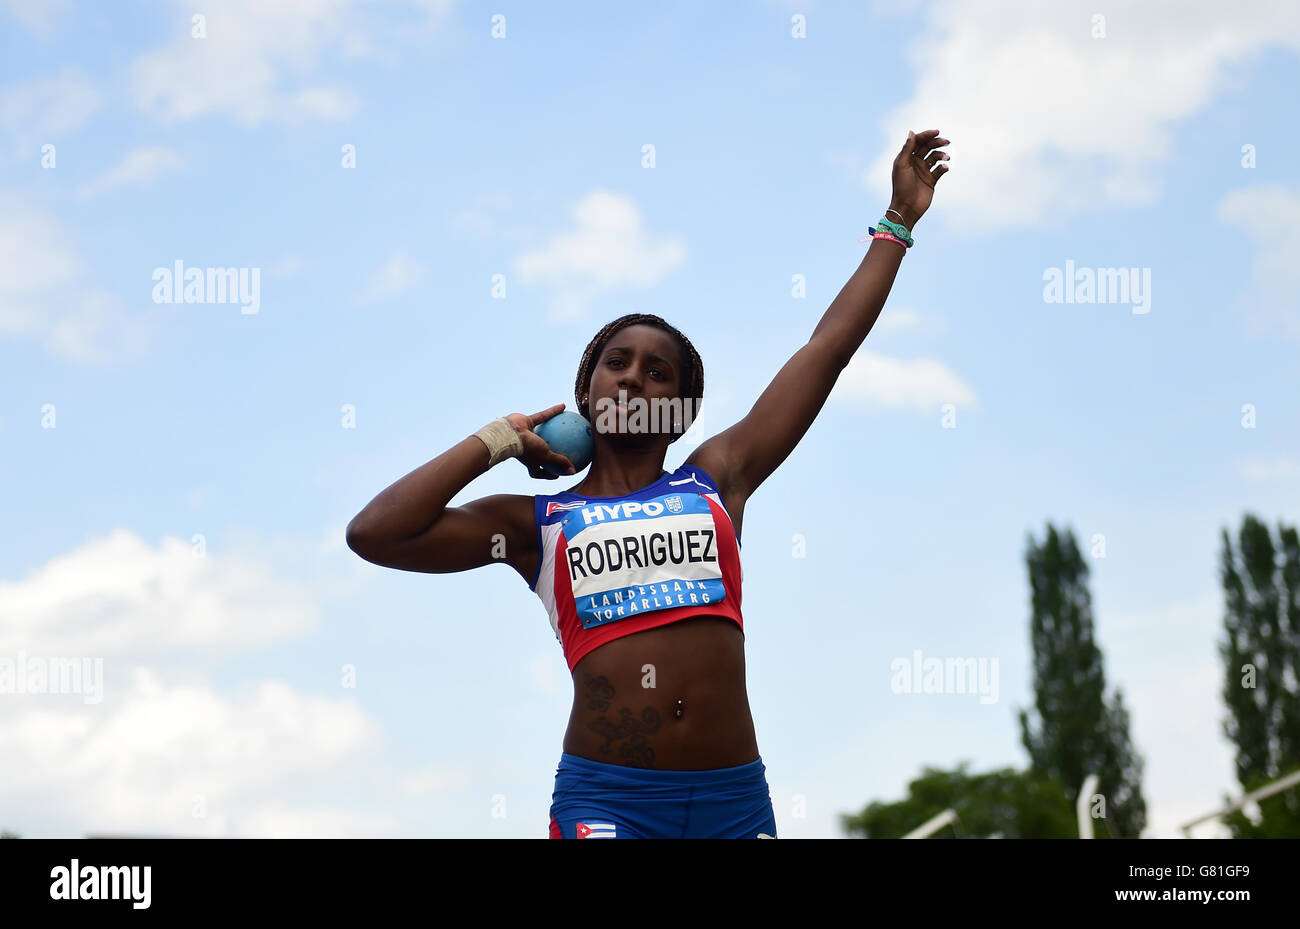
(1017, 524), (1147, 837)
(1218, 515), (1300, 838)
(840, 763), (1076, 838)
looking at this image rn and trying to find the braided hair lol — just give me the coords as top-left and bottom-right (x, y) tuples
(574, 313), (704, 444)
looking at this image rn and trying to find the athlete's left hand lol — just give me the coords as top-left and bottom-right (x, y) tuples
(888, 129), (950, 228)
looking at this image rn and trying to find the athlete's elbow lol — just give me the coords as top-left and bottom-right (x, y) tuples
(345, 516), (379, 560)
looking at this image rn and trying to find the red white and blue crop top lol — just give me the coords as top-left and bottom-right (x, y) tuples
(530, 463), (744, 671)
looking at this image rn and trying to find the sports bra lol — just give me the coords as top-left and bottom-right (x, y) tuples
(530, 463), (744, 671)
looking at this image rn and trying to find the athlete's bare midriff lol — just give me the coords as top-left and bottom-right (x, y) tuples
(562, 614), (760, 770)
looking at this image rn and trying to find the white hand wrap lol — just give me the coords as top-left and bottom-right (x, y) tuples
(472, 416), (524, 468)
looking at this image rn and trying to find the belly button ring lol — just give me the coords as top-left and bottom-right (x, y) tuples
(674, 699), (684, 719)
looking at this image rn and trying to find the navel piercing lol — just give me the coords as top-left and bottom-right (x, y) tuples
(674, 698), (684, 719)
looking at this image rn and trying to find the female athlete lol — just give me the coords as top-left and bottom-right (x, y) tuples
(346, 129), (950, 838)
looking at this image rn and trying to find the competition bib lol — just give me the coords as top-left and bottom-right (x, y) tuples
(559, 491), (727, 628)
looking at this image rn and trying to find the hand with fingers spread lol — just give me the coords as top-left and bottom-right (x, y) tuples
(508, 403), (578, 480)
(889, 128), (951, 229)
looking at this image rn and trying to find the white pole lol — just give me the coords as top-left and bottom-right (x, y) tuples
(903, 808), (957, 839)
(1077, 774), (1099, 838)
(1178, 766), (1300, 837)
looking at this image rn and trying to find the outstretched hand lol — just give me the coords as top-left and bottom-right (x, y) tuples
(889, 129), (950, 227)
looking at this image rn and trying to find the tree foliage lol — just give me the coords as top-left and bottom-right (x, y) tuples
(841, 763), (1075, 838)
(1218, 514), (1300, 838)
(1017, 524), (1146, 837)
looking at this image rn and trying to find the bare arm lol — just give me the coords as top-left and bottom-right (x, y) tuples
(688, 129), (951, 500)
(346, 436), (508, 572)
(346, 405), (575, 575)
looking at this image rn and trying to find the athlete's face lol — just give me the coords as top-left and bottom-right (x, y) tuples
(587, 325), (686, 439)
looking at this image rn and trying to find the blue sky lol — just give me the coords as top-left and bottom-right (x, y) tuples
(2, 0), (1299, 838)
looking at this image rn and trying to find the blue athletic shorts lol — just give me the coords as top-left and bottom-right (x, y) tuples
(548, 751), (778, 839)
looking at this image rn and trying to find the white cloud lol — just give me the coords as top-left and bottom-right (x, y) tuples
(513, 189), (686, 323)
(0, 193), (157, 363)
(0, 192), (80, 307)
(1217, 186), (1300, 341)
(867, 0), (1300, 230)
(0, 528), (316, 658)
(400, 0), (459, 34)
(46, 290), (152, 365)
(362, 250), (424, 302)
(0, 669), (391, 837)
(0, 528), (421, 838)
(0, 0), (73, 38)
(76, 147), (186, 200)
(832, 349), (976, 412)
(1239, 457), (1300, 482)
(0, 67), (100, 159)
(131, 0), (458, 126)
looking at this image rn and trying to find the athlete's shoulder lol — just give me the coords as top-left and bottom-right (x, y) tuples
(681, 442), (738, 500)
(665, 462), (719, 493)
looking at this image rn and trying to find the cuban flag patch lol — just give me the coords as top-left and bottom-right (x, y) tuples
(576, 821), (616, 839)
(546, 500), (588, 517)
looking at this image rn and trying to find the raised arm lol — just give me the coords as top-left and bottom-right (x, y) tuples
(687, 129), (950, 500)
(346, 403), (576, 579)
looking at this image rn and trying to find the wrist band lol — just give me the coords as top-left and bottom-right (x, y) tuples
(858, 229), (909, 249)
(873, 217), (914, 247)
(472, 416), (524, 467)
(886, 208), (905, 221)
(865, 225), (911, 248)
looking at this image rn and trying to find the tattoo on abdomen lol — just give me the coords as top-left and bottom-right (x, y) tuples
(581, 675), (661, 767)
(582, 674), (614, 712)
(588, 707), (662, 768)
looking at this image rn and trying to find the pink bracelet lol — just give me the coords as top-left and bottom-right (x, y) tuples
(872, 231), (906, 249)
